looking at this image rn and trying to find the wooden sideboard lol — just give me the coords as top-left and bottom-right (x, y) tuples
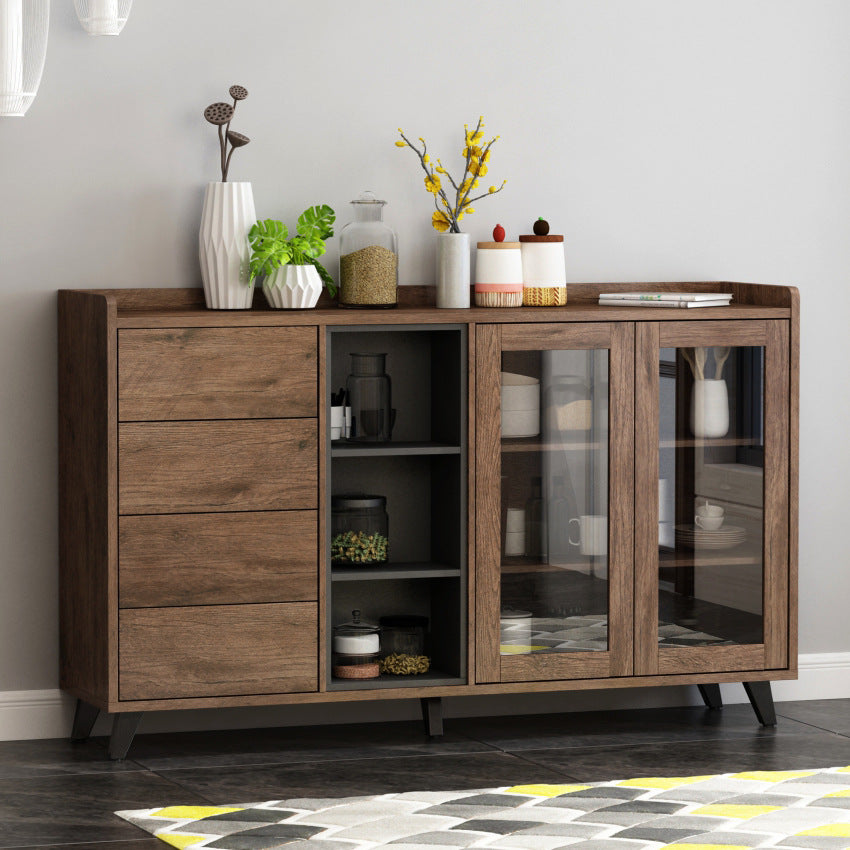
(58, 282), (799, 757)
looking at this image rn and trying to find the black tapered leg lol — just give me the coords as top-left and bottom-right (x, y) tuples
(109, 712), (143, 760)
(420, 697), (443, 737)
(744, 681), (776, 726)
(70, 699), (100, 741)
(698, 684), (723, 710)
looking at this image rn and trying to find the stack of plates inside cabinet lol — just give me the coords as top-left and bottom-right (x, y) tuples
(674, 524), (747, 550)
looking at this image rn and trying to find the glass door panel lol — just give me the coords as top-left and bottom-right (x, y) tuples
(658, 345), (764, 648)
(476, 322), (633, 685)
(635, 320), (789, 677)
(500, 348), (610, 656)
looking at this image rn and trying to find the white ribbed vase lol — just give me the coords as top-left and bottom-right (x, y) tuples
(263, 265), (322, 310)
(436, 232), (471, 308)
(199, 181), (256, 310)
(690, 379), (729, 438)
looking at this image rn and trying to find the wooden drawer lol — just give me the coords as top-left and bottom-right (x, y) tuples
(119, 511), (317, 607)
(118, 327), (317, 421)
(119, 420), (317, 514)
(119, 602), (317, 700)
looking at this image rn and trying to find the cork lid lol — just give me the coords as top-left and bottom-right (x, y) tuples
(478, 241), (521, 249)
(520, 217), (563, 242)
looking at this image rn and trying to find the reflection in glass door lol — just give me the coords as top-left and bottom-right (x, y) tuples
(500, 348), (610, 655)
(658, 345), (765, 648)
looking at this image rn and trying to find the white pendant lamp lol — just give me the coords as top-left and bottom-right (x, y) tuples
(0, 0), (49, 117)
(74, 0), (133, 36)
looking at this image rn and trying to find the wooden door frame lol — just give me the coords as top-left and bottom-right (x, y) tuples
(634, 320), (790, 676)
(475, 322), (634, 684)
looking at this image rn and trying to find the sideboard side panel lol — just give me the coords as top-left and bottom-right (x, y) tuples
(58, 291), (116, 709)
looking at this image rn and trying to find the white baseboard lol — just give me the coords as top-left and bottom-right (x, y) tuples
(3, 652), (849, 742)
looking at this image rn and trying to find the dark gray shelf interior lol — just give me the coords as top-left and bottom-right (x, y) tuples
(327, 324), (468, 692)
(328, 671), (467, 691)
(332, 562), (462, 581)
(332, 442), (461, 458)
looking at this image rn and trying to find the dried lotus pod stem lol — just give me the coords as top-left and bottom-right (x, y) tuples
(203, 85), (250, 182)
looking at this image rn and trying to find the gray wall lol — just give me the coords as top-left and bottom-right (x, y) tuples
(0, 0), (847, 701)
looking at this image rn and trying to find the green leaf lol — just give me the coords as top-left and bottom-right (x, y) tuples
(297, 204), (335, 240)
(311, 258), (337, 298)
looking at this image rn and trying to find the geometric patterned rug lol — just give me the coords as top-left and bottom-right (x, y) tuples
(117, 766), (850, 850)
(500, 614), (732, 654)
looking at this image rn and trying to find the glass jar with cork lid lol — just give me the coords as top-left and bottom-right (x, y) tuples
(339, 191), (398, 308)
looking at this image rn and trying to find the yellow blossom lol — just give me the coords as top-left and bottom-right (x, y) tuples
(471, 161), (488, 177)
(435, 166), (447, 174)
(423, 154), (430, 163)
(424, 174), (441, 194)
(488, 186), (498, 193)
(395, 140), (406, 147)
(460, 177), (474, 194)
(432, 210), (451, 232)
(463, 145), (482, 159)
(465, 207), (475, 214)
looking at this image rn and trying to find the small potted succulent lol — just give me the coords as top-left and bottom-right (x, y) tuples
(198, 85), (255, 310)
(249, 205), (336, 309)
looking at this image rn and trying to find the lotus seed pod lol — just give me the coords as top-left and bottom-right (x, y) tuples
(229, 85), (248, 100)
(227, 130), (250, 148)
(204, 102), (234, 125)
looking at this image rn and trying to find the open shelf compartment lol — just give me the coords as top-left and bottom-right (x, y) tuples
(326, 325), (468, 691)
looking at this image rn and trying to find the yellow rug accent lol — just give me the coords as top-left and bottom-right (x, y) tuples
(152, 806), (243, 819)
(826, 790), (850, 797)
(731, 770), (817, 782)
(617, 775), (717, 789)
(672, 845), (752, 850)
(797, 824), (850, 837)
(500, 645), (550, 654)
(506, 784), (593, 796)
(693, 804), (783, 818)
(157, 835), (208, 850)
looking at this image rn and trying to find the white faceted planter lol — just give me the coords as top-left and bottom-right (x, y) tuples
(263, 265), (322, 310)
(199, 181), (256, 310)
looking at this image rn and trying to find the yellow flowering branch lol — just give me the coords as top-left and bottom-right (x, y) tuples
(397, 116), (506, 233)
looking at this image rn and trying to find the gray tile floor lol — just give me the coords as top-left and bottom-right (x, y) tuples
(1, 698), (848, 849)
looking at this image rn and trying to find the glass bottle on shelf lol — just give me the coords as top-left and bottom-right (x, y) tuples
(346, 353), (394, 442)
(338, 191), (398, 308)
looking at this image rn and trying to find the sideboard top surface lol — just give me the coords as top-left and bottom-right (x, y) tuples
(60, 283), (797, 329)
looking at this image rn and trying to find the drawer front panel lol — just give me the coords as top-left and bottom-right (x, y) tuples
(119, 420), (317, 514)
(119, 511), (317, 608)
(118, 327), (317, 421)
(119, 602), (317, 699)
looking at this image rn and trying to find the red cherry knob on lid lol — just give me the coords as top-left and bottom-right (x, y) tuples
(493, 224), (506, 242)
(533, 218), (550, 236)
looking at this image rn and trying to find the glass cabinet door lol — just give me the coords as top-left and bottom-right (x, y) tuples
(635, 321), (790, 676)
(476, 323), (634, 684)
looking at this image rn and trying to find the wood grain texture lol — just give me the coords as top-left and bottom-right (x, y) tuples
(474, 324), (502, 683)
(658, 320), (769, 348)
(91, 282), (797, 313)
(119, 511), (317, 607)
(466, 323), (477, 684)
(317, 327), (328, 691)
(118, 419), (317, 514)
(634, 323), (661, 676)
(608, 322), (635, 677)
(764, 321), (790, 668)
(501, 323), (614, 350)
(119, 602), (317, 700)
(658, 644), (765, 675)
(109, 665), (796, 712)
(787, 290), (800, 672)
(58, 291), (117, 709)
(119, 327), (317, 421)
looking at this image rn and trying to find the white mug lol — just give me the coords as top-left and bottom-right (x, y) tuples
(568, 515), (607, 556)
(695, 514), (724, 531)
(696, 501), (724, 518)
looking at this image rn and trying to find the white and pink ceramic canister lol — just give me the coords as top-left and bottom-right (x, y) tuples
(474, 224), (523, 307)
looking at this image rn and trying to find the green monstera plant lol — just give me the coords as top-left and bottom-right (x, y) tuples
(249, 205), (336, 296)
